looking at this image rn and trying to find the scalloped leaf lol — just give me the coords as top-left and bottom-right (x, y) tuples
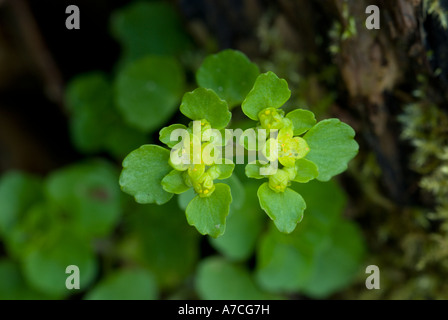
(159, 124), (187, 148)
(180, 88), (231, 130)
(286, 109), (317, 136)
(161, 170), (190, 194)
(242, 72), (291, 120)
(257, 183), (306, 234)
(293, 159), (319, 183)
(185, 183), (232, 238)
(303, 119), (359, 181)
(120, 145), (173, 205)
(196, 49), (260, 108)
(115, 56), (185, 132)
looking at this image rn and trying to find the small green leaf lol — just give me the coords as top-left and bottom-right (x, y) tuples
(303, 119), (359, 181)
(196, 257), (274, 300)
(161, 170), (190, 194)
(185, 184), (232, 238)
(22, 232), (97, 297)
(196, 49), (260, 108)
(286, 109), (317, 135)
(257, 183), (306, 234)
(292, 159), (319, 183)
(180, 88), (231, 130)
(210, 183), (265, 261)
(245, 161), (270, 179)
(159, 124), (187, 148)
(120, 145), (174, 205)
(242, 72), (291, 121)
(115, 56), (185, 132)
(85, 269), (158, 300)
(214, 163), (235, 180)
(110, 1), (191, 64)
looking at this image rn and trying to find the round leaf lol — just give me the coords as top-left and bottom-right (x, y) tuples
(46, 160), (122, 237)
(120, 145), (174, 205)
(161, 170), (190, 194)
(303, 119), (359, 181)
(159, 124), (187, 148)
(115, 56), (185, 132)
(185, 183), (232, 238)
(286, 109), (317, 136)
(85, 269), (158, 300)
(180, 88), (231, 130)
(257, 183), (306, 234)
(242, 72), (291, 120)
(196, 49), (260, 108)
(293, 158), (319, 183)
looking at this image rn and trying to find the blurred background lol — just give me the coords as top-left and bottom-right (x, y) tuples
(0, 0), (448, 300)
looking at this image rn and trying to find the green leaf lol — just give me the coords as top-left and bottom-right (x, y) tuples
(22, 232), (97, 297)
(286, 109), (317, 135)
(196, 257), (274, 300)
(300, 220), (365, 298)
(122, 201), (199, 289)
(256, 180), (365, 297)
(303, 119), (359, 181)
(292, 158), (319, 183)
(210, 183), (265, 261)
(120, 145), (174, 205)
(242, 72), (291, 121)
(255, 226), (315, 293)
(196, 49), (260, 108)
(110, 1), (191, 64)
(185, 184), (232, 238)
(159, 124), (187, 148)
(85, 269), (158, 300)
(245, 161), (269, 179)
(161, 170), (190, 194)
(214, 163), (235, 180)
(115, 56), (185, 132)
(180, 88), (231, 130)
(0, 171), (42, 238)
(46, 160), (122, 237)
(257, 183), (306, 234)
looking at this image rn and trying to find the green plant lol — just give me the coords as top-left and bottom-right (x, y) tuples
(119, 49), (359, 237)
